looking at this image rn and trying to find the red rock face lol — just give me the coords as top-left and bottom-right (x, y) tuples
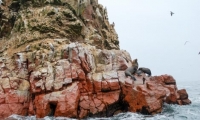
(0, 53), (30, 119)
(0, 0), (191, 119)
(121, 74), (191, 115)
(0, 42), (191, 119)
(33, 82), (80, 118)
(177, 89), (191, 105)
(0, 85), (30, 119)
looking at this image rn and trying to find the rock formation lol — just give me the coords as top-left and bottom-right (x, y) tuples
(0, 0), (191, 119)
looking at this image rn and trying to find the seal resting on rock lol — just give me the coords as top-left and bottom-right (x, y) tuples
(138, 67), (151, 77)
(136, 69), (143, 76)
(125, 59), (138, 81)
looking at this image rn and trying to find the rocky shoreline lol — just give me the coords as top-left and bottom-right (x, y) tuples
(0, 0), (191, 119)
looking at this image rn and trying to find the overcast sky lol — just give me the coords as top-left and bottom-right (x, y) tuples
(98, 0), (200, 82)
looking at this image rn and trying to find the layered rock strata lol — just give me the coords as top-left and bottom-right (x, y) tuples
(0, 0), (191, 119)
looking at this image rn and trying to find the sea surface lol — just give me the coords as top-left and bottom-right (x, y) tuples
(6, 80), (200, 120)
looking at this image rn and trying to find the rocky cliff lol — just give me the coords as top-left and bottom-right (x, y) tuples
(0, 0), (191, 119)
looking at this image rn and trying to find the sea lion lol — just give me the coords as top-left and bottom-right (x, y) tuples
(136, 69), (143, 76)
(138, 67), (151, 77)
(125, 59), (138, 81)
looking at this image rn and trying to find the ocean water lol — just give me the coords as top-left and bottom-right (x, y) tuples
(6, 80), (200, 120)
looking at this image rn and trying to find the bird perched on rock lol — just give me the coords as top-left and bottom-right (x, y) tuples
(170, 11), (174, 16)
(25, 44), (31, 52)
(48, 43), (54, 52)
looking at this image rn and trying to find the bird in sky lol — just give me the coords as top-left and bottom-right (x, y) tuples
(184, 41), (189, 45)
(170, 11), (174, 16)
(198, 52), (200, 55)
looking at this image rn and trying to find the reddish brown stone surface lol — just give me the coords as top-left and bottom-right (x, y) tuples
(121, 74), (191, 115)
(0, 43), (192, 119)
(0, 0), (191, 119)
(177, 89), (191, 105)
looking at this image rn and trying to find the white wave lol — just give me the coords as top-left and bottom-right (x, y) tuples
(5, 114), (36, 120)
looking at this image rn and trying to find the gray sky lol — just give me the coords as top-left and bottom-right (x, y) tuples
(99, 0), (200, 82)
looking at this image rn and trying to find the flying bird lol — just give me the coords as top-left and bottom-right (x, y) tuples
(170, 11), (174, 16)
(199, 52), (200, 55)
(184, 41), (189, 45)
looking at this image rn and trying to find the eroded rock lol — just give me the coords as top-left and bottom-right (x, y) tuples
(0, 0), (191, 119)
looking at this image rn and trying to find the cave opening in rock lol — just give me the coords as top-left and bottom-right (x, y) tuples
(48, 103), (57, 116)
(141, 106), (150, 115)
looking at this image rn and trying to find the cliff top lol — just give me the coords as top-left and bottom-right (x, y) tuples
(0, 0), (119, 57)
